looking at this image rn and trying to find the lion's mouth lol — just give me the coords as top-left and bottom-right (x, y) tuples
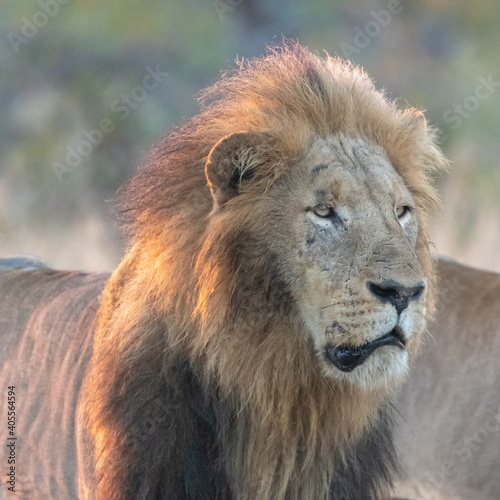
(325, 326), (406, 372)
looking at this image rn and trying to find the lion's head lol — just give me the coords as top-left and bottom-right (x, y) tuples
(88, 42), (447, 499)
(122, 43), (445, 392)
(202, 130), (429, 391)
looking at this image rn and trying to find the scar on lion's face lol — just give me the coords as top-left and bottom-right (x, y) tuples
(246, 133), (427, 388)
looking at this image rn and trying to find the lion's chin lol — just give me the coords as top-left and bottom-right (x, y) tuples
(325, 326), (406, 373)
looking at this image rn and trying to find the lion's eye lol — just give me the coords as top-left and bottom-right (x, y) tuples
(396, 206), (410, 219)
(313, 205), (335, 218)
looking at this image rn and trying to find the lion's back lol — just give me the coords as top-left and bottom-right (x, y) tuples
(0, 261), (109, 499)
(394, 258), (500, 499)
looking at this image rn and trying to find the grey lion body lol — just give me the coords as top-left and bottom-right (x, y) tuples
(0, 264), (108, 498)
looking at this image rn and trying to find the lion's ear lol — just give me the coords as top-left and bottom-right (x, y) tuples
(205, 132), (271, 206)
(411, 110), (427, 133)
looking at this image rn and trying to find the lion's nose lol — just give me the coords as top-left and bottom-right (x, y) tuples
(367, 279), (425, 314)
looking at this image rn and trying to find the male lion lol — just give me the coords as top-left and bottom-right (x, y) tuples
(0, 43), (447, 499)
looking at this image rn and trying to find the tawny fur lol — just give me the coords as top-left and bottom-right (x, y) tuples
(77, 42), (448, 499)
(394, 259), (500, 499)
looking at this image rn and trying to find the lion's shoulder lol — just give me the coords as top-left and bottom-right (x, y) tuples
(0, 264), (109, 350)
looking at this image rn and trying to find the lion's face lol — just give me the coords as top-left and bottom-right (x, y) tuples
(205, 132), (428, 390)
(262, 134), (427, 389)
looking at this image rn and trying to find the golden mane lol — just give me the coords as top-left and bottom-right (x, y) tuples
(121, 41), (445, 315)
(78, 41), (448, 499)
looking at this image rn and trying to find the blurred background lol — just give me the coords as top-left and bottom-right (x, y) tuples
(1, 0), (499, 272)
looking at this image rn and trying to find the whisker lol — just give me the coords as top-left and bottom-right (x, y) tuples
(332, 332), (358, 349)
(321, 302), (340, 310)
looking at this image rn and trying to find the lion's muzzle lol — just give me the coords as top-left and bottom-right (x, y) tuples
(325, 326), (406, 372)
